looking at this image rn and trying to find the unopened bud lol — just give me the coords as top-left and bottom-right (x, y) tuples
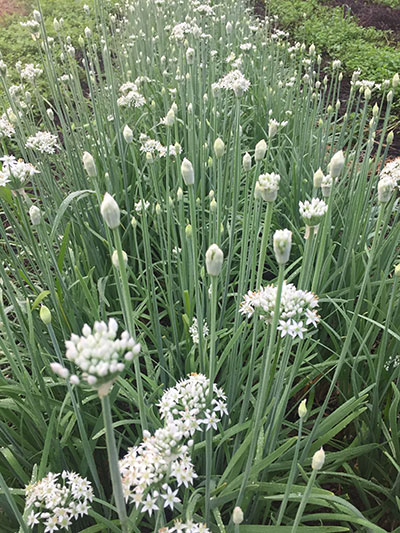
(329, 150), (344, 179)
(112, 249), (128, 269)
(82, 151), (97, 177)
(255, 139), (267, 161)
(387, 90), (393, 103)
(181, 158), (194, 186)
(123, 124), (133, 143)
(185, 224), (192, 238)
(100, 193), (120, 229)
(243, 152), (252, 171)
(273, 229), (292, 265)
(392, 73), (399, 88)
(177, 187), (183, 200)
(312, 447), (325, 470)
(40, 305), (51, 325)
(206, 244), (224, 276)
(387, 131), (394, 145)
(232, 506), (244, 525)
(47, 108), (54, 121)
(29, 205), (41, 226)
(210, 198), (217, 212)
(298, 399), (307, 418)
(165, 108), (175, 127)
(372, 103), (379, 117)
(214, 137), (225, 158)
(313, 168), (324, 188)
(395, 264), (400, 277)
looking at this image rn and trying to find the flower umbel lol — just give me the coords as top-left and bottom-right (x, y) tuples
(53, 319), (140, 396)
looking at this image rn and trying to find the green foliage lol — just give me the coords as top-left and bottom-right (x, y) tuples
(267, 0), (400, 81)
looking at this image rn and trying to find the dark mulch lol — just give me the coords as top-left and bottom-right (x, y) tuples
(327, 0), (400, 35)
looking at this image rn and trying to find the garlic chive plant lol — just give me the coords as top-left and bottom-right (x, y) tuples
(0, 0), (399, 529)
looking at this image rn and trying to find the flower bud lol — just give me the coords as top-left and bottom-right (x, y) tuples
(312, 447), (325, 470)
(186, 47), (195, 65)
(165, 108), (175, 127)
(47, 108), (54, 121)
(364, 88), (371, 100)
(298, 399), (307, 418)
(378, 178), (393, 203)
(131, 216), (137, 229)
(210, 198), (217, 212)
(214, 138), (225, 158)
(82, 151), (97, 177)
(329, 150), (344, 179)
(395, 264), (400, 277)
(254, 139), (267, 161)
(387, 131), (394, 145)
(185, 224), (192, 239)
(273, 229), (292, 265)
(241, 153), (251, 173)
(372, 103), (379, 117)
(100, 193), (120, 229)
(387, 90), (393, 103)
(208, 156), (213, 168)
(232, 506), (244, 525)
(226, 21), (233, 34)
(393, 73), (399, 88)
(181, 158), (194, 186)
(40, 305), (51, 325)
(177, 187), (183, 200)
(206, 244), (224, 276)
(29, 205), (41, 226)
(313, 167), (324, 188)
(123, 124), (133, 143)
(112, 249), (128, 269)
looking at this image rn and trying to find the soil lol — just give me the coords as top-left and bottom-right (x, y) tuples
(327, 0), (400, 35)
(0, 0), (26, 19)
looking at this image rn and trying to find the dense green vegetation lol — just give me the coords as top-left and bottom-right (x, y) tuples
(267, 0), (400, 82)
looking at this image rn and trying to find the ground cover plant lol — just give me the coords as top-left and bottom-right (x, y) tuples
(266, 0), (400, 83)
(0, 0), (399, 531)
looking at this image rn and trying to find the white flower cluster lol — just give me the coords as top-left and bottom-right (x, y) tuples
(139, 134), (182, 158)
(212, 69), (250, 96)
(189, 317), (209, 344)
(268, 118), (288, 138)
(120, 374), (228, 515)
(0, 155), (39, 188)
(160, 520), (211, 532)
(254, 172), (280, 202)
(170, 21), (201, 41)
(20, 63), (43, 82)
(380, 157), (400, 186)
(134, 199), (150, 214)
(26, 131), (59, 154)
(240, 283), (320, 339)
(0, 114), (15, 138)
(384, 354), (400, 371)
(299, 198), (328, 227)
(117, 81), (146, 107)
(25, 471), (93, 532)
(378, 157), (400, 203)
(52, 318), (140, 394)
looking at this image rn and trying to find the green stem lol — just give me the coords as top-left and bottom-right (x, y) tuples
(291, 469), (318, 533)
(113, 229), (148, 432)
(277, 418), (303, 525)
(206, 275), (218, 523)
(236, 264), (285, 507)
(101, 394), (128, 533)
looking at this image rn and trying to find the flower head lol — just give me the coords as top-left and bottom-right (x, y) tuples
(24, 471), (93, 530)
(59, 319), (140, 396)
